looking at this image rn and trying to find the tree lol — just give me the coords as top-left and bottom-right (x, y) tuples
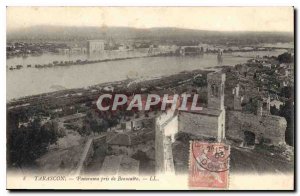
(279, 86), (294, 99)
(107, 117), (118, 131)
(78, 125), (90, 136)
(278, 100), (294, 146)
(242, 97), (260, 114)
(278, 52), (293, 64)
(270, 105), (280, 116)
(193, 76), (207, 87)
(7, 118), (61, 167)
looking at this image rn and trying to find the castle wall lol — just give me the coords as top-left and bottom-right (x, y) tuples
(93, 135), (107, 147)
(155, 109), (177, 174)
(156, 110), (176, 126)
(164, 115), (178, 142)
(155, 118), (166, 174)
(226, 111), (287, 145)
(73, 138), (94, 176)
(72, 135), (107, 176)
(218, 110), (226, 140)
(109, 140), (155, 157)
(178, 111), (219, 139)
(109, 145), (133, 156)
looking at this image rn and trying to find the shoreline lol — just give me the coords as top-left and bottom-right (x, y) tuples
(7, 48), (289, 101)
(6, 66), (224, 104)
(7, 67), (219, 108)
(7, 51), (176, 71)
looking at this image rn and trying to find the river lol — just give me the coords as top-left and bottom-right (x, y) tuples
(6, 49), (287, 100)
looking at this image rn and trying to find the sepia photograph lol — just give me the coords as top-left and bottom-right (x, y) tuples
(5, 6), (295, 190)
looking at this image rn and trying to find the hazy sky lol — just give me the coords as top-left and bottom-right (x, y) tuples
(7, 7), (294, 32)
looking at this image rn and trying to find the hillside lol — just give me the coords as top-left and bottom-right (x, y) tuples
(7, 25), (294, 44)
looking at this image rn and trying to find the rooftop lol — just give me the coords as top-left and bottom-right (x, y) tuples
(179, 107), (222, 117)
(107, 129), (155, 146)
(107, 133), (131, 146)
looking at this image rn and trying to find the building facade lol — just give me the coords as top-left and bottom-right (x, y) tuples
(87, 40), (105, 54)
(178, 71), (226, 141)
(155, 71), (227, 175)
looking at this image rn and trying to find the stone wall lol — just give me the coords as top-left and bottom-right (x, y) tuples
(109, 145), (133, 156)
(164, 115), (178, 142)
(155, 109), (177, 174)
(72, 135), (107, 176)
(73, 138), (94, 176)
(226, 111), (287, 145)
(93, 134), (107, 147)
(178, 111), (219, 139)
(155, 118), (166, 174)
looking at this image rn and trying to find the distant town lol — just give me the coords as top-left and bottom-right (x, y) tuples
(7, 31), (294, 70)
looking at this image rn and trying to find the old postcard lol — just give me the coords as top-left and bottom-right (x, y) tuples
(6, 7), (294, 190)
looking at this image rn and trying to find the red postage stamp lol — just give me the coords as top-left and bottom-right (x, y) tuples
(189, 141), (230, 189)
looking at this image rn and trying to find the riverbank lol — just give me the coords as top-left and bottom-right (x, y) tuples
(7, 53), (252, 100)
(7, 67), (217, 109)
(8, 51), (176, 71)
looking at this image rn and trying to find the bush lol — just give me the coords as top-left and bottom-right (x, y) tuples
(278, 52), (293, 64)
(7, 119), (60, 167)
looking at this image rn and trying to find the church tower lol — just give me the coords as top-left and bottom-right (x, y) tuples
(233, 84), (242, 111)
(207, 71), (226, 110)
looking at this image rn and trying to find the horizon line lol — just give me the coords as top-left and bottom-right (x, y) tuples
(7, 25), (294, 34)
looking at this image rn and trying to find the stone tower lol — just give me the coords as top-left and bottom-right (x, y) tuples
(154, 110), (176, 175)
(257, 100), (263, 116)
(207, 71), (226, 110)
(207, 71), (226, 142)
(233, 84), (242, 111)
(266, 95), (271, 115)
(257, 96), (271, 116)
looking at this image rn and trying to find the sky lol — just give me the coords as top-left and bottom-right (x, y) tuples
(7, 7), (294, 32)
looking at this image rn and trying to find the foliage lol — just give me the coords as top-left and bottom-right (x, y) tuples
(279, 86), (294, 99)
(270, 100), (294, 146)
(193, 76), (207, 87)
(280, 101), (294, 146)
(242, 97), (260, 114)
(278, 52), (293, 64)
(7, 118), (60, 167)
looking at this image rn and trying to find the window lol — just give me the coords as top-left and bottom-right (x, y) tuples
(215, 86), (219, 97)
(211, 84), (219, 97)
(211, 84), (215, 97)
(221, 84), (224, 95)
